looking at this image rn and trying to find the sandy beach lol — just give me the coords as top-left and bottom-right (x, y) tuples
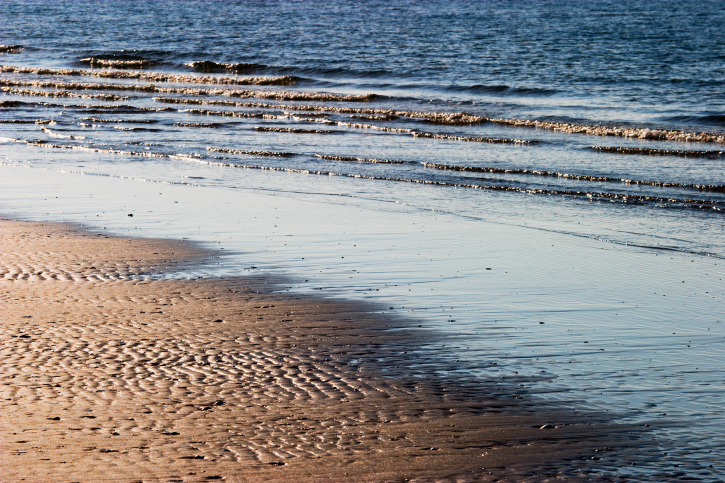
(0, 219), (644, 482)
(2, 2), (724, 479)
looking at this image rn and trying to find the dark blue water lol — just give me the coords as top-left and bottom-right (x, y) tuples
(3, 0), (725, 128)
(2, 1), (725, 481)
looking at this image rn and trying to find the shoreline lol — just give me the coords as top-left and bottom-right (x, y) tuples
(1, 219), (645, 482)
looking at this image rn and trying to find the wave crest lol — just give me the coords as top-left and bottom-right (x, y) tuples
(80, 57), (155, 69)
(0, 65), (297, 87)
(186, 61), (267, 75)
(0, 45), (23, 54)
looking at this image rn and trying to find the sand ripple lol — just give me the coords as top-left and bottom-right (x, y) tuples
(0, 220), (643, 482)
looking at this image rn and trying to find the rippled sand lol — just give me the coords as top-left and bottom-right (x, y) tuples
(0, 220), (642, 482)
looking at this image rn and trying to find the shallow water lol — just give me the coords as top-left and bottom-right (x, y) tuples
(2, 1), (724, 480)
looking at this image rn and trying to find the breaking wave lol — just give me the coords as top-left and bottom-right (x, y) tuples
(422, 162), (725, 193)
(151, 98), (725, 143)
(0, 65), (297, 87)
(80, 57), (155, 69)
(0, 45), (23, 54)
(591, 146), (724, 158)
(489, 117), (725, 144)
(3, 71), (723, 143)
(311, 154), (409, 164)
(0, 77), (378, 102)
(82, 117), (159, 124)
(186, 61), (268, 75)
(39, 127), (85, 140)
(2, 134), (723, 210)
(446, 84), (559, 96)
(255, 127), (339, 134)
(185, 60), (394, 80)
(174, 122), (224, 128)
(205, 147), (298, 157)
(2, 86), (129, 101)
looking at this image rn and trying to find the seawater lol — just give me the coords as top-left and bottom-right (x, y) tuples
(1, 1), (724, 480)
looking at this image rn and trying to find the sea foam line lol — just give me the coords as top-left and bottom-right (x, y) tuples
(421, 163), (725, 193)
(2, 86), (129, 101)
(0, 65), (296, 86)
(0, 77), (373, 102)
(3, 69), (725, 143)
(1, 136), (721, 209)
(79, 58), (155, 69)
(153, 97), (725, 144)
(590, 146), (724, 158)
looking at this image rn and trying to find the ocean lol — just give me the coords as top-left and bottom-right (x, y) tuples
(1, 0), (724, 480)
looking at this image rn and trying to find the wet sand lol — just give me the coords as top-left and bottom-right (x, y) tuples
(0, 220), (642, 482)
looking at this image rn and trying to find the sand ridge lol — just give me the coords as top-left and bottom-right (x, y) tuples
(0, 220), (642, 482)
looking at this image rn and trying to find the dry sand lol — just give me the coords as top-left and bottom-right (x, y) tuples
(0, 220), (642, 482)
